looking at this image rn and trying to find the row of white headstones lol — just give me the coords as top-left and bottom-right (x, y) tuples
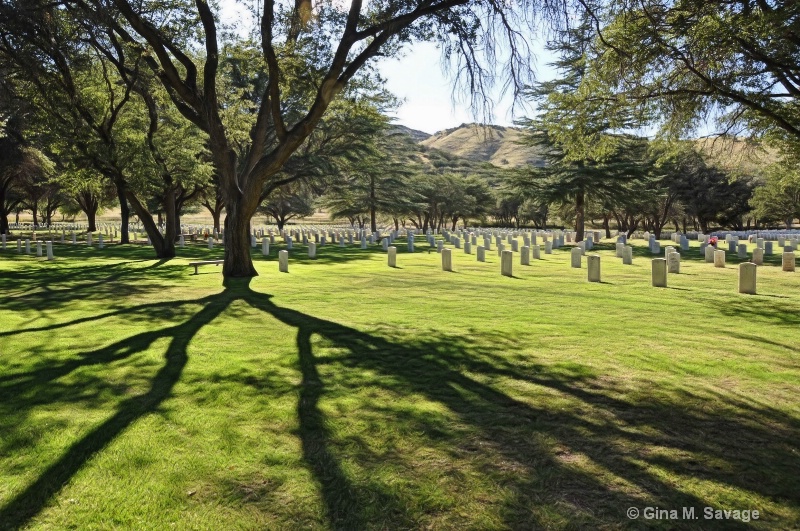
(3, 226), (796, 295)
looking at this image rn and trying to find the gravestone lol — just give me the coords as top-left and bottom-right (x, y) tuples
(545, 241), (553, 254)
(87, 233), (93, 246)
(570, 247), (582, 268)
(714, 250), (726, 268)
(454, 237), (461, 249)
(585, 237), (593, 251)
(251, 235), (257, 247)
(408, 237), (414, 253)
(388, 246), (396, 267)
(72, 232), (77, 244)
(752, 248), (763, 265)
(99, 234), (104, 249)
(308, 241), (316, 259)
(25, 239), (30, 254)
(1, 234), (5, 250)
(783, 252), (796, 272)
(179, 235), (185, 247)
(208, 237), (214, 249)
(739, 263), (757, 294)
(501, 250), (513, 277)
(616, 242), (625, 258)
(279, 250), (289, 272)
(46, 241), (53, 261)
(704, 245), (715, 263)
(477, 245), (485, 262)
(511, 239), (518, 252)
(532, 244), (541, 260)
(464, 241), (471, 254)
(652, 258), (667, 287)
(737, 244), (747, 259)
(442, 248), (453, 271)
(16, 239), (21, 252)
(521, 246), (530, 265)
(680, 235), (689, 251)
(497, 242), (505, 256)
(667, 251), (680, 274)
(650, 241), (660, 255)
(437, 240), (444, 253)
(587, 254), (600, 282)
(287, 237), (293, 250)
(361, 237), (367, 249)
(36, 241), (42, 257)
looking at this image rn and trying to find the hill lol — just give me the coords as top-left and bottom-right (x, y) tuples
(420, 124), (545, 168)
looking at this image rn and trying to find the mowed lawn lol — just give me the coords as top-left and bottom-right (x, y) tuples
(1, 235), (799, 530)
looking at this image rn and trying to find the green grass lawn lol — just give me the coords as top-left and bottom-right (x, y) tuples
(1, 235), (799, 530)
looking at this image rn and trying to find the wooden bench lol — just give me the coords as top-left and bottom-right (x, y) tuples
(189, 260), (224, 275)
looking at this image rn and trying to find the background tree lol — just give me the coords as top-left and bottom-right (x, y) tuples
(750, 162), (800, 228)
(258, 181), (316, 230)
(518, 15), (644, 240)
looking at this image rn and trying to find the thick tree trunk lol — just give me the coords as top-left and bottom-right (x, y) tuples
(126, 190), (174, 258)
(212, 210), (221, 233)
(574, 190), (585, 242)
(0, 188), (9, 234)
(117, 182), (130, 244)
(87, 206), (98, 233)
(162, 189), (178, 253)
(602, 213), (611, 238)
(223, 198), (258, 277)
(0, 208), (8, 234)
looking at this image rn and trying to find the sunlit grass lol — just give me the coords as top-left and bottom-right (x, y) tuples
(1, 235), (799, 529)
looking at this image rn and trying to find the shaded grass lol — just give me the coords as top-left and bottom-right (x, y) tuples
(1, 236), (799, 529)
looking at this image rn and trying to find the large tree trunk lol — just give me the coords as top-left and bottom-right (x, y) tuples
(117, 182), (130, 244)
(0, 188), (9, 234)
(602, 213), (611, 238)
(211, 209), (221, 233)
(87, 206), (98, 233)
(0, 208), (8, 234)
(222, 196), (258, 277)
(574, 190), (585, 242)
(126, 190), (174, 258)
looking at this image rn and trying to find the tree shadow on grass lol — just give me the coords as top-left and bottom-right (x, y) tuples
(2, 279), (799, 529)
(0, 288), (237, 531)
(231, 280), (800, 529)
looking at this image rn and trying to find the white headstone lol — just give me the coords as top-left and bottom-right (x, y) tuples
(652, 258), (667, 287)
(279, 250), (289, 272)
(477, 245), (485, 262)
(739, 262), (757, 294)
(501, 250), (513, 277)
(442, 248), (453, 271)
(388, 246), (397, 267)
(714, 249), (726, 268)
(587, 254), (600, 282)
(783, 252), (795, 272)
(570, 247), (582, 268)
